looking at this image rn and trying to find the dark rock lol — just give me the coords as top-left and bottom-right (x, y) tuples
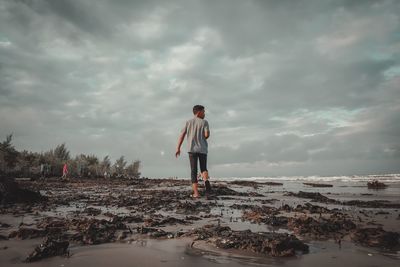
(288, 214), (356, 239)
(144, 216), (189, 227)
(0, 177), (47, 204)
(303, 183), (333, 188)
(176, 201), (211, 214)
(9, 228), (47, 239)
(367, 180), (387, 189)
(83, 207), (102, 216)
(343, 200), (400, 209)
(211, 184), (264, 197)
(285, 191), (338, 204)
(136, 226), (172, 238)
(351, 228), (400, 249)
(24, 237), (69, 262)
(230, 180), (261, 188)
(185, 215), (202, 221)
(70, 218), (125, 245)
(0, 222), (11, 228)
(186, 224), (309, 257)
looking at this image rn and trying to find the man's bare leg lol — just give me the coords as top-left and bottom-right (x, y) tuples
(202, 171), (212, 192)
(201, 171), (209, 181)
(192, 182), (200, 197)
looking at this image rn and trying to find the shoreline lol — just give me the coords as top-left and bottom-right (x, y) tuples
(0, 177), (399, 266)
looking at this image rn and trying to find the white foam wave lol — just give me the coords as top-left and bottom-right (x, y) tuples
(214, 173), (400, 183)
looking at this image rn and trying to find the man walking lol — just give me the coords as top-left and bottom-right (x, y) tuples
(176, 105), (212, 198)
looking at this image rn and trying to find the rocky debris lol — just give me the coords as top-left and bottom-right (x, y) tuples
(9, 227), (47, 239)
(230, 203), (259, 210)
(185, 215), (202, 221)
(243, 212), (289, 227)
(263, 182), (283, 186)
(211, 184), (263, 197)
(343, 200), (400, 209)
(375, 211), (390, 215)
(136, 226), (173, 238)
(367, 180), (387, 189)
(260, 199), (279, 204)
(230, 180), (261, 188)
(186, 224), (309, 257)
(285, 191), (338, 204)
(0, 177), (47, 204)
(293, 203), (334, 214)
(25, 237), (69, 262)
(287, 214), (356, 239)
(83, 207), (102, 216)
(144, 216), (189, 227)
(229, 180), (283, 188)
(176, 201), (211, 214)
(303, 183), (333, 188)
(0, 221), (11, 228)
(37, 217), (68, 233)
(113, 215), (144, 223)
(351, 228), (400, 249)
(70, 218), (126, 245)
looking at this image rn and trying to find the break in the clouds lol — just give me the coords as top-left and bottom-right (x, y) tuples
(0, 0), (399, 178)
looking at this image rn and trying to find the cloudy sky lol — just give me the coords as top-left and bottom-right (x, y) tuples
(1, 0), (399, 178)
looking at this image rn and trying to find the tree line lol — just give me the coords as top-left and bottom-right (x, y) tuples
(0, 135), (141, 179)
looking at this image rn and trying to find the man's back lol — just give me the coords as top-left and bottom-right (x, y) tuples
(184, 117), (209, 154)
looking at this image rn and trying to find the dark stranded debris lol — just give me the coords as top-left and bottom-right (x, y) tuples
(0, 176), (47, 204)
(184, 224), (309, 257)
(367, 180), (388, 189)
(24, 237), (69, 262)
(351, 227), (400, 250)
(303, 182), (333, 188)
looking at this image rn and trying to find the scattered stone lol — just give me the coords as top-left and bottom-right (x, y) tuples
(375, 211), (390, 215)
(83, 207), (102, 216)
(176, 201), (211, 214)
(0, 222), (11, 228)
(288, 214), (356, 239)
(367, 180), (387, 189)
(343, 200), (400, 209)
(230, 180), (261, 188)
(351, 228), (400, 250)
(70, 218), (125, 245)
(136, 226), (172, 238)
(185, 215), (202, 221)
(211, 184), (263, 197)
(186, 224), (309, 257)
(285, 191), (338, 204)
(24, 237), (69, 262)
(263, 182), (283, 186)
(144, 216), (189, 227)
(0, 177), (47, 204)
(303, 183), (333, 188)
(9, 228), (47, 239)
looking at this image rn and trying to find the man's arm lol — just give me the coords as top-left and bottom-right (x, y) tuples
(175, 131), (186, 157)
(204, 129), (210, 139)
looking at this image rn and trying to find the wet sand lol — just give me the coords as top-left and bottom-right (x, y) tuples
(0, 178), (399, 266)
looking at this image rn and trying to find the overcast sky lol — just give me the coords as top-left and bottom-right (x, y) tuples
(1, 0), (399, 178)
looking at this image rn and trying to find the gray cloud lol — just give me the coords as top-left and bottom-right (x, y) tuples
(0, 0), (399, 178)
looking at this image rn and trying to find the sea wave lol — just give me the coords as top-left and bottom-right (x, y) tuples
(214, 173), (400, 183)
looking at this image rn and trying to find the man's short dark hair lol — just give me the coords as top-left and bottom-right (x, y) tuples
(193, 105), (205, 114)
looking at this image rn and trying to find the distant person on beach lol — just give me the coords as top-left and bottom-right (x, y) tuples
(176, 105), (212, 198)
(62, 163), (68, 179)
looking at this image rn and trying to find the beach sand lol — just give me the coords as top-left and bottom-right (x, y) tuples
(0, 177), (399, 266)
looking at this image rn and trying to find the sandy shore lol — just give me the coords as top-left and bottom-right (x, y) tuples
(0, 178), (399, 266)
